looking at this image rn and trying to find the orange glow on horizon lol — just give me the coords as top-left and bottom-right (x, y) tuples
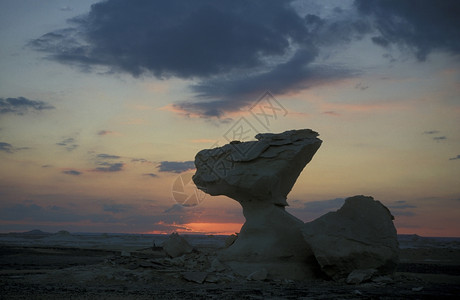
(145, 222), (243, 235)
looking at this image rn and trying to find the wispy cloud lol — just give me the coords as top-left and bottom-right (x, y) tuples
(93, 162), (124, 173)
(433, 136), (447, 142)
(56, 137), (78, 152)
(97, 153), (120, 160)
(0, 142), (29, 153)
(143, 173), (158, 178)
(0, 97), (55, 115)
(423, 130), (440, 135)
(158, 161), (195, 173)
(423, 130), (448, 142)
(62, 170), (82, 176)
(387, 200), (417, 217)
(97, 130), (120, 136)
(0, 142), (14, 153)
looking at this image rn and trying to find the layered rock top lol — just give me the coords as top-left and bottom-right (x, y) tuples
(193, 129), (322, 207)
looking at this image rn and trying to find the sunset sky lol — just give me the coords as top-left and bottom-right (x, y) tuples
(1, 0), (459, 237)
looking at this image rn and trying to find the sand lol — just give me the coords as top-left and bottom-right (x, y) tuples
(1, 233), (459, 299)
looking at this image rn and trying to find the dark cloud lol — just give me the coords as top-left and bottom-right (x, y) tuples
(30, 0), (308, 78)
(0, 97), (55, 115)
(0, 142), (29, 153)
(97, 153), (121, 159)
(423, 130), (440, 135)
(0, 142), (14, 153)
(449, 155), (460, 161)
(355, 0), (460, 61)
(93, 162), (124, 172)
(176, 48), (356, 117)
(144, 173), (158, 178)
(97, 130), (112, 135)
(29, 0), (460, 118)
(56, 137), (78, 151)
(158, 161), (195, 173)
(132, 158), (152, 164)
(323, 111), (340, 116)
(355, 82), (369, 90)
(29, 0), (359, 117)
(63, 170), (82, 176)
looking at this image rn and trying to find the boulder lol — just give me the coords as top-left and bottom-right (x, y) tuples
(182, 271), (207, 284)
(163, 232), (193, 258)
(302, 195), (399, 281)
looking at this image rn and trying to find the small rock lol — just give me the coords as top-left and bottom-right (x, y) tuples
(205, 274), (220, 283)
(210, 258), (226, 272)
(182, 271), (208, 284)
(372, 275), (393, 284)
(346, 269), (377, 284)
(247, 269), (268, 281)
(163, 232), (194, 258)
(121, 251), (131, 257)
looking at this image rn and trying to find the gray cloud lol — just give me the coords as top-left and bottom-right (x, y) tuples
(30, 1), (308, 79)
(423, 130), (440, 135)
(387, 200), (416, 217)
(144, 173), (158, 178)
(63, 170), (82, 176)
(28, 0), (358, 117)
(449, 155), (460, 161)
(0, 142), (14, 153)
(93, 162), (124, 172)
(355, 0), (460, 61)
(97, 130), (113, 136)
(28, 0), (460, 118)
(0, 142), (29, 153)
(97, 153), (121, 159)
(0, 97), (55, 115)
(56, 137), (78, 151)
(433, 136), (447, 141)
(158, 161), (195, 173)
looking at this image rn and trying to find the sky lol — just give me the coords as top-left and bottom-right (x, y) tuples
(0, 0), (459, 236)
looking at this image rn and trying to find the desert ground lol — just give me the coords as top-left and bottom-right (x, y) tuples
(1, 231), (459, 299)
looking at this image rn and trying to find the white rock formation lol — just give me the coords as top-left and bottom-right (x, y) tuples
(193, 129), (322, 280)
(302, 195), (399, 281)
(193, 130), (399, 282)
(162, 232), (194, 258)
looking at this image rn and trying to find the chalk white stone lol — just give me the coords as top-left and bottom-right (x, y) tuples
(162, 232), (193, 258)
(302, 195), (399, 280)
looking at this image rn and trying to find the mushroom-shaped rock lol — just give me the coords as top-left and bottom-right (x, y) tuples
(193, 129), (322, 280)
(301, 195), (399, 281)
